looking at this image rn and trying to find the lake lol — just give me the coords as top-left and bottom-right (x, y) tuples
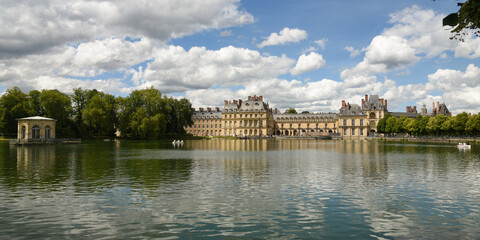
(0, 139), (479, 239)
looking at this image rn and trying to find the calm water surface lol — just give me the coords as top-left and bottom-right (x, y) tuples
(0, 139), (479, 239)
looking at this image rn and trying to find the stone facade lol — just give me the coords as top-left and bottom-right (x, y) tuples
(273, 113), (338, 136)
(17, 116), (56, 141)
(339, 94), (387, 138)
(186, 94), (449, 139)
(185, 107), (222, 136)
(222, 95), (275, 137)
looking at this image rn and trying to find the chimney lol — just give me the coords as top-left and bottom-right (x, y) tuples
(207, 107), (211, 112)
(365, 94), (369, 103)
(199, 107), (204, 112)
(248, 96), (252, 101)
(215, 107), (219, 112)
(406, 106), (410, 112)
(238, 99), (242, 106)
(342, 100), (346, 108)
(224, 100), (228, 106)
(348, 102), (351, 110)
(254, 95), (257, 101)
(275, 108), (278, 114)
(385, 100), (387, 110)
(233, 100), (237, 105)
(259, 96), (263, 101)
(414, 106), (417, 112)
(191, 108), (196, 112)
(381, 98), (384, 106)
(362, 99), (365, 105)
(436, 102), (440, 113)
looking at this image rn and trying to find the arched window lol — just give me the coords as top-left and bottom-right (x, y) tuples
(369, 112), (376, 119)
(45, 126), (51, 139)
(21, 126), (26, 139)
(32, 125), (40, 139)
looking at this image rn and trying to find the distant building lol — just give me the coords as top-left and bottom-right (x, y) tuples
(17, 116), (56, 141)
(390, 106), (419, 118)
(222, 95), (275, 137)
(421, 105), (428, 115)
(184, 94), (453, 139)
(432, 102), (451, 116)
(339, 94), (388, 138)
(273, 112), (338, 136)
(185, 107), (222, 137)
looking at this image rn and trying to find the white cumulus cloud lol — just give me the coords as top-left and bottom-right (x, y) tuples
(136, 45), (295, 93)
(290, 52), (326, 75)
(257, 27), (308, 48)
(0, 0), (254, 57)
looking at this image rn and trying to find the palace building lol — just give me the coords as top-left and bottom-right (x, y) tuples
(185, 107), (223, 137)
(185, 94), (450, 139)
(273, 112), (338, 136)
(339, 94), (387, 138)
(222, 95), (275, 137)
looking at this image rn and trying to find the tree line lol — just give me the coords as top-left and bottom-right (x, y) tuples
(0, 87), (193, 139)
(377, 112), (480, 137)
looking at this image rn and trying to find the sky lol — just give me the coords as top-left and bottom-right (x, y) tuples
(1, 0), (479, 114)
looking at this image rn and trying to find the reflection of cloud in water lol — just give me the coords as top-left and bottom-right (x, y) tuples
(1, 140), (480, 238)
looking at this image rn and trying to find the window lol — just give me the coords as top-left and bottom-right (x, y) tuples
(281, 124), (284, 128)
(45, 126), (51, 139)
(343, 119), (347, 126)
(316, 123), (318, 128)
(360, 119), (364, 126)
(325, 123), (327, 128)
(290, 124), (292, 128)
(360, 128), (364, 136)
(344, 129), (347, 135)
(351, 119), (355, 126)
(351, 129), (355, 135)
(21, 126), (26, 139)
(32, 125), (40, 139)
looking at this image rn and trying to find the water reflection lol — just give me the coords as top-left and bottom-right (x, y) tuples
(0, 140), (479, 239)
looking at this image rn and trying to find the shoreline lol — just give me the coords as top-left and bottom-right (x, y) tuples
(366, 136), (477, 144)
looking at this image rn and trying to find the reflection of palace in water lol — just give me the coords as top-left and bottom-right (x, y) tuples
(185, 94), (444, 139)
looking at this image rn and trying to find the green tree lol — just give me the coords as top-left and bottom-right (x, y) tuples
(72, 88), (89, 136)
(426, 114), (449, 136)
(27, 90), (42, 116)
(117, 87), (192, 138)
(442, 117), (456, 136)
(377, 113), (393, 133)
(0, 87), (31, 136)
(403, 118), (415, 135)
(454, 112), (469, 135)
(385, 117), (398, 134)
(39, 89), (74, 137)
(82, 93), (117, 137)
(284, 108), (297, 114)
(465, 113), (480, 136)
(443, 0), (480, 40)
